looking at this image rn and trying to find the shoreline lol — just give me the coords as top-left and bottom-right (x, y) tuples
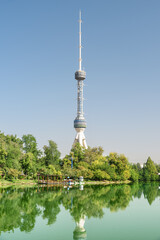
(85, 180), (131, 185)
(0, 179), (131, 187)
(0, 180), (37, 187)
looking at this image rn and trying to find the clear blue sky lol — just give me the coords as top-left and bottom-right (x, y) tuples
(0, 0), (160, 163)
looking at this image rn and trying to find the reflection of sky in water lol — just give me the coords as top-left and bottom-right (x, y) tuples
(0, 184), (160, 240)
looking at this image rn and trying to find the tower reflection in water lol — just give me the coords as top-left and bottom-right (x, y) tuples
(73, 185), (86, 240)
(73, 216), (87, 240)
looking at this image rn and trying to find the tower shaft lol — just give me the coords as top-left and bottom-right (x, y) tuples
(77, 80), (84, 118)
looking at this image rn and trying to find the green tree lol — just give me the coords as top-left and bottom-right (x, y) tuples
(93, 169), (110, 180)
(143, 157), (158, 181)
(71, 143), (85, 164)
(6, 168), (21, 179)
(5, 138), (22, 170)
(0, 147), (7, 168)
(43, 140), (61, 167)
(20, 152), (35, 175)
(22, 134), (41, 160)
(107, 153), (130, 181)
(84, 146), (104, 165)
(130, 168), (139, 182)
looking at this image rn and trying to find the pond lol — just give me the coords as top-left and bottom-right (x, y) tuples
(0, 183), (160, 240)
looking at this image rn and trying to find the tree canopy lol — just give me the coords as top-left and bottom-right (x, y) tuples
(0, 131), (159, 182)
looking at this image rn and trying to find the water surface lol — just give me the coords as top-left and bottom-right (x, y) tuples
(0, 183), (160, 240)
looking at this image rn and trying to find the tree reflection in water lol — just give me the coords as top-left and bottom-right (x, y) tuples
(0, 183), (160, 239)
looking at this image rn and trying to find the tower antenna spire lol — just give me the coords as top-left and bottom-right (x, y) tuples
(79, 10), (82, 71)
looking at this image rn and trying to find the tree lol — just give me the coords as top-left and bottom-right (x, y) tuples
(93, 169), (110, 180)
(43, 140), (61, 167)
(0, 148), (7, 168)
(7, 168), (21, 179)
(22, 134), (41, 160)
(130, 168), (139, 182)
(84, 146), (104, 165)
(20, 153), (35, 175)
(71, 143), (85, 165)
(107, 153), (131, 181)
(143, 157), (158, 181)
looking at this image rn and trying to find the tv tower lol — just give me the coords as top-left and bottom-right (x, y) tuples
(73, 11), (87, 149)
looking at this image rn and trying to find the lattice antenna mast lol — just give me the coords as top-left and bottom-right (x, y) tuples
(79, 10), (82, 71)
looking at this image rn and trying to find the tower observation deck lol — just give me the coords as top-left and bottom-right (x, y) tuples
(73, 11), (87, 149)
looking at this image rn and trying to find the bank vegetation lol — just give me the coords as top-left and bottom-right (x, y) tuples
(0, 131), (159, 183)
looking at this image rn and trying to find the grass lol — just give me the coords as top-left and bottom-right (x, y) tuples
(85, 180), (131, 185)
(0, 178), (131, 188)
(0, 179), (37, 187)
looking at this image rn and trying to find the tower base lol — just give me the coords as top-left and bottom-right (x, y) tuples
(73, 128), (87, 149)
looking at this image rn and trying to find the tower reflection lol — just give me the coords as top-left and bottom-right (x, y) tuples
(73, 216), (87, 240)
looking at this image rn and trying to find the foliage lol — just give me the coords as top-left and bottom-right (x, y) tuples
(107, 153), (131, 181)
(20, 153), (35, 175)
(130, 168), (139, 182)
(22, 134), (42, 161)
(0, 132), (62, 179)
(43, 140), (61, 167)
(0, 183), (160, 235)
(0, 131), (159, 182)
(143, 157), (159, 181)
(61, 143), (160, 182)
(6, 168), (21, 179)
(0, 132), (22, 171)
